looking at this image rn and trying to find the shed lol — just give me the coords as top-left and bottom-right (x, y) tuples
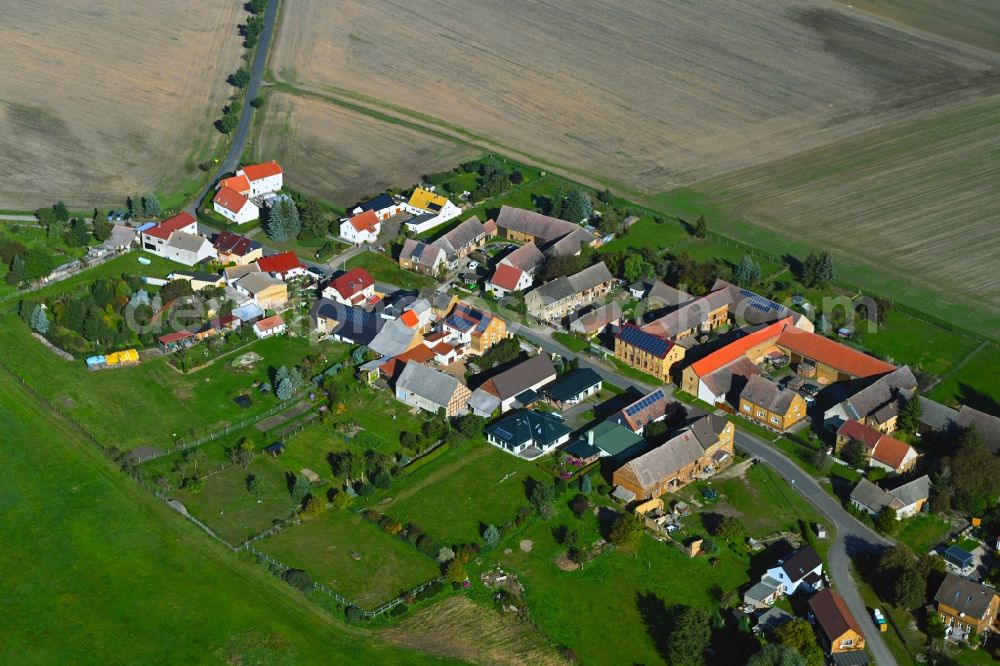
(612, 486), (636, 503)
(944, 545), (974, 569)
(265, 442), (286, 457)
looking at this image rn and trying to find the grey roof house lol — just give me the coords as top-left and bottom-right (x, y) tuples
(395, 362), (471, 417)
(524, 262), (614, 321)
(479, 354), (558, 413)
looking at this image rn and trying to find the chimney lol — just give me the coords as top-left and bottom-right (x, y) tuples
(587, 430), (595, 445)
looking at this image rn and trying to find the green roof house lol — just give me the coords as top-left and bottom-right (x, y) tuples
(564, 421), (645, 463)
(544, 368), (603, 408)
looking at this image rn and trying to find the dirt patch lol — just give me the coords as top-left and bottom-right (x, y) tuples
(255, 401), (311, 432)
(554, 555), (579, 572)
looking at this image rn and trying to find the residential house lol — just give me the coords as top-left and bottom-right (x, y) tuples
(224, 263), (260, 286)
(569, 301), (622, 337)
(680, 318), (793, 406)
(614, 324), (685, 383)
(956, 405), (1000, 453)
(235, 272), (288, 310)
(824, 366), (918, 432)
(256, 251), (307, 281)
(495, 240), (545, 273)
(487, 262), (533, 296)
(339, 209), (381, 245)
(213, 230), (263, 265)
(628, 279), (655, 300)
(836, 420), (919, 474)
(524, 262), (614, 321)
(219, 161), (283, 197)
(564, 420), (645, 464)
(430, 292), (458, 321)
(809, 589), (866, 655)
(104, 224), (136, 251)
(378, 344), (436, 383)
(139, 212), (216, 266)
(764, 546), (824, 595)
(739, 375), (807, 432)
(440, 302), (506, 354)
(850, 475), (931, 519)
(213, 185), (259, 224)
(194, 314), (240, 342)
(918, 396), (958, 434)
(544, 368), (603, 408)
(484, 409), (572, 457)
(311, 299), (384, 346)
(934, 574), (1000, 641)
(479, 354), (557, 413)
(398, 239), (447, 276)
(467, 388), (502, 418)
(323, 268), (376, 306)
(435, 216), (496, 259)
(494, 206), (598, 257)
(612, 415), (734, 499)
(776, 328), (896, 385)
(711, 279), (814, 331)
(744, 578), (785, 610)
(394, 362), (470, 416)
(368, 315), (423, 358)
(608, 388), (671, 435)
(645, 281), (693, 310)
(253, 314), (285, 338)
(351, 193), (405, 221)
(641, 288), (732, 341)
(167, 270), (224, 292)
(402, 187), (462, 233)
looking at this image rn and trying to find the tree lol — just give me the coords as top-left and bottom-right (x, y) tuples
(840, 439), (867, 468)
(948, 426), (1000, 515)
(747, 644), (806, 666)
(482, 524), (500, 548)
(569, 493), (590, 518)
(301, 495), (325, 519)
(735, 254), (762, 286)
(715, 515), (744, 543)
(664, 606), (711, 666)
(454, 414), (486, 439)
(897, 394), (922, 434)
(774, 620), (824, 666)
(811, 448), (830, 472)
(876, 545), (927, 609)
(874, 506), (899, 535)
(276, 377), (294, 400)
(142, 193), (161, 218)
(290, 475), (311, 505)
(700, 536), (718, 554)
(559, 188), (592, 222)
(926, 612), (946, 640)
(282, 568), (313, 592)
(529, 480), (555, 519)
(579, 474), (592, 495)
(6, 254), (25, 285)
(694, 214), (707, 238)
(230, 437), (256, 470)
(815, 251), (835, 286)
(246, 473), (261, 496)
(66, 218), (91, 247)
(444, 558), (466, 583)
(92, 214), (112, 242)
(298, 198), (327, 238)
(622, 255), (651, 284)
(29, 304), (49, 334)
(801, 253), (819, 288)
(331, 491), (352, 511)
(228, 67), (250, 89)
(608, 512), (644, 550)
(21, 249), (55, 281)
(52, 201), (70, 222)
(266, 198), (301, 242)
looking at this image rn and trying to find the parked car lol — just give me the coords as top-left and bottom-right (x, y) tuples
(666, 524), (679, 534)
(802, 383), (821, 396)
(467, 260), (479, 271)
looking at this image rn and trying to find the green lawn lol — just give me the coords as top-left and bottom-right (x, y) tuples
(855, 308), (982, 377)
(896, 513), (951, 554)
(607, 355), (661, 388)
(345, 251), (436, 290)
(384, 442), (545, 545)
(929, 343), (1000, 414)
(258, 510), (440, 610)
(551, 331), (590, 352)
(0, 371), (440, 664)
(599, 215), (690, 252)
(0, 316), (350, 450)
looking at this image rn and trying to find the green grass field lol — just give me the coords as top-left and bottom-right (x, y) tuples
(0, 374), (440, 664)
(345, 251), (436, 290)
(855, 308), (982, 377)
(258, 510), (440, 610)
(550, 331), (590, 352)
(929, 343), (1000, 414)
(896, 513), (952, 554)
(384, 442), (545, 545)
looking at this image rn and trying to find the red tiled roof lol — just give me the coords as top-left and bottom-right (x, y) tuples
(241, 161), (282, 181)
(213, 186), (251, 215)
(144, 212), (196, 241)
(423, 331), (448, 344)
(379, 345), (435, 380)
(432, 341), (457, 356)
(837, 420), (882, 450)
(777, 329), (895, 378)
(254, 314), (285, 332)
(214, 229), (258, 256)
(490, 263), (525, 291)
(219, 173), (251, 195)
(690, 317), (791, 378)
(348, 209), (379, 234)
(400, 309), (420, 328)
(872, 434), (914, 470)
(158, 330), (194, 344)
(330, 268), (374, 299)
(257, 251), (303, 275)
(483, 218), (497, 234)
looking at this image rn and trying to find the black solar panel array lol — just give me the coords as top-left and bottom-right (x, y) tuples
(624, 389), (665, 417)
(619, 325), (671, 357)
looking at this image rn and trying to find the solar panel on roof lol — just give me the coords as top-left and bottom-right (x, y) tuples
(494, 427), (513, 440)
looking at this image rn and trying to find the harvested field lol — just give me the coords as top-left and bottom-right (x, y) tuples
(0, 0), (245, 209)
(692, 94), (1000, 337)
(384, 596), (563, 666)
(270, 0), (1000, 191)
(838, 0), (1000, 53)
(255, 92), (478, 206)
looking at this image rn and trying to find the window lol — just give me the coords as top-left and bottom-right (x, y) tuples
(756, 410), (765, 418)
(840, 639), (854, 648)
(770, 416), (779, 424)
(742, 404), (751, 412)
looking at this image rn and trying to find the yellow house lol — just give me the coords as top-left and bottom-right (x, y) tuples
(408, 187), (449, 212)
(738, 375), (806, 432)
(614, 324), (685, 383)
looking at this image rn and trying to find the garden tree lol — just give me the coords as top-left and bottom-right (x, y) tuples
(482, 524), (500, 548)
(475, 160), (508, 200)
(282, 568), (313, 592)
(373, 470), (392, 489)
(735, 254), (762, 287)
(266, 198), (301, 242)
(622, 254), (652, 284)
(453, 413), (486, 439)
(159, 278), (193, 303)
(597, 188), (615, 205)
(230, 437), (256, 470)
(66, 218), (91, 247)
(801, 253), (819, 288)
(45, 218), (65, 241)
(811, 448), (830, 472)
(715, 515), (744, 543)
(579, 474), (592, 495)
(873, 506), (899, 535)
(569, 493), (590, 518)
(700, 536), (718, 554)
(897, 394), (923, 434)
(598, 207), (624, 236)
(562, 188), (593, 222)
(126, 195), (139, 216)
(245, 473), (261, 496)
(290, 475), (311, 505)
(228, 67), (250, 88)
(840, 439), (867, 468)
(694, 214), (707, 238)
(664, 606), (711, 666)
(444, 558), (466, 583)
(301, 495), (325, 519)
(509, 170), (524, 185)
(663, 252), (727, 295)
(774, 620), (824, 666)
(0, 239), (27, 263)
(946, 426), (1000, 514)
(298, 198), (327, 238)
(747, 644), (806, 666)
(330, 450), (366, 485)
(83, 309), (111, 343)
(528, 479), (556, 519)
(543, 253), (587, 281)
(926, 612), (946, 640)
(331, 491), (351, 511)
(52, 200), (70, 222)
(91, 214), (112, 242)
(608, 512), (644, 550)
(142, 193), (161, 218)
(816, 251), (835, 286)
(478, 336), (521, 370)
(29, 304), (49, 334)
(875, 545), (927, 609)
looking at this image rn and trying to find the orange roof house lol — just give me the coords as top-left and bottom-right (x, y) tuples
(776, 329), (894, 381)
(241, 160), (283, 181)
(213, 186), (251, 214)
(143, 211), (197, 241)
(808, 589), (865, 655)
(218, 173), (251, 195)
(348, 209), (380, 235)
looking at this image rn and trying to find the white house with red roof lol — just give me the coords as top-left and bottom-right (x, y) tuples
(339, 209), (381, 245)
(253, 314), (286, 339)
(257, 251), (307, 280)
(487, 262), (533, 296)
(322, 267), (377, 306)
(219, 161), (283, 198)
(213, 185), (259, 224)
(351, 193), (405, 221)
(139, 212), (216, 266)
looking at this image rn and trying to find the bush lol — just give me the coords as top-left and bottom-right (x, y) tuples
(344, 605), (364, 622)
(389, 603), (407, 617)
(509, 170), (524, 185)
(357, 483), (374, 496)
(281, 568), (313, 592)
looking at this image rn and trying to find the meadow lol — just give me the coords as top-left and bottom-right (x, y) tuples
(0, 1), (245, 209)
(345, 252), (436, 290)
(0, 373), (441, 664)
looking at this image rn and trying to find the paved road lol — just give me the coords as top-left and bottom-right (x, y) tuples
(186, 0), (279, 218)
(0, 214), (39, 222)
